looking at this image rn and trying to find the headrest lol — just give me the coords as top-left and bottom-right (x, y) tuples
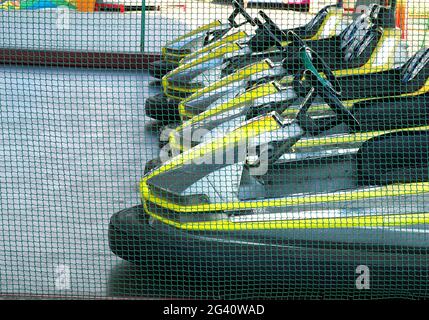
(368, 4), (381, 19)
(305, 7), (329, 31)
(340, 13), (372, 49)
(343, 25), (381, 61)
(324, 3), (342, 11)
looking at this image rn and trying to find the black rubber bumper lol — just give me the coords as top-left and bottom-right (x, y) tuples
(145, 93), (181, 123)
(148, 59), (178, 79)
(109, 205), (261, 265)
(108, 205), (429, 298)
(110, 205), (310, 267)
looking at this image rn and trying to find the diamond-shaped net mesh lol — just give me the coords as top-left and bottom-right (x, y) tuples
(0, 0), (429, 299)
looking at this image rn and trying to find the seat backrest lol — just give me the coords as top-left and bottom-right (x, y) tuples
(401, 48), (429, 83)
(340, 13), (371, 49)
(304, 5), (330, 32)
(340, 4), (381, 49)
(343, 24), (382, 62)
(357, 131), (429, 186)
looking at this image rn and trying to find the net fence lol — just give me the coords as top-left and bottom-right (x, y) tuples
(0, 0), (429, 299)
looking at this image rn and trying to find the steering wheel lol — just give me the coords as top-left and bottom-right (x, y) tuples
(283, 31), (312, 96)
(297, 46), (361, 132)
(257, 15), (307, 50)
(258, 10), (282, 32)
(300, 46), (341, 96)
(287, 31), (309, 93)
(228, 0), (256, 28)
(287, 30), (306, 48)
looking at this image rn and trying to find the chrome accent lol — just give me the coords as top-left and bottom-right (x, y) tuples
(248, 64), (285, 82)
(229, 193), (429, 223)
(278, 147), (359, 162)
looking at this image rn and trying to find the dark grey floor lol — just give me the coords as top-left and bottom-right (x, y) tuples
(0, 66), (162, 297)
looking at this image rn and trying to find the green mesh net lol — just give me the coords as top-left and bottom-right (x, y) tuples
(1, 0), (429, 299)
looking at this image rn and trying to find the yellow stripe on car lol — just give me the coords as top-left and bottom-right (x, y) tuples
(180, 31), (249, 64)
(146, 209), (429, 231)
(294, 125), (429, 148)
(142, 180), (429, 214)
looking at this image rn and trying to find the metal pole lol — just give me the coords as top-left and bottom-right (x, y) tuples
(140, 0), (146, 52)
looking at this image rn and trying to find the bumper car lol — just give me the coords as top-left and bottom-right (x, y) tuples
(149, 0), (257, 79)
(110, 47), (429, 271)
(147, 4), (406, 124)
(167, 46), (428, 154)
(146, 3), (349, 122)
